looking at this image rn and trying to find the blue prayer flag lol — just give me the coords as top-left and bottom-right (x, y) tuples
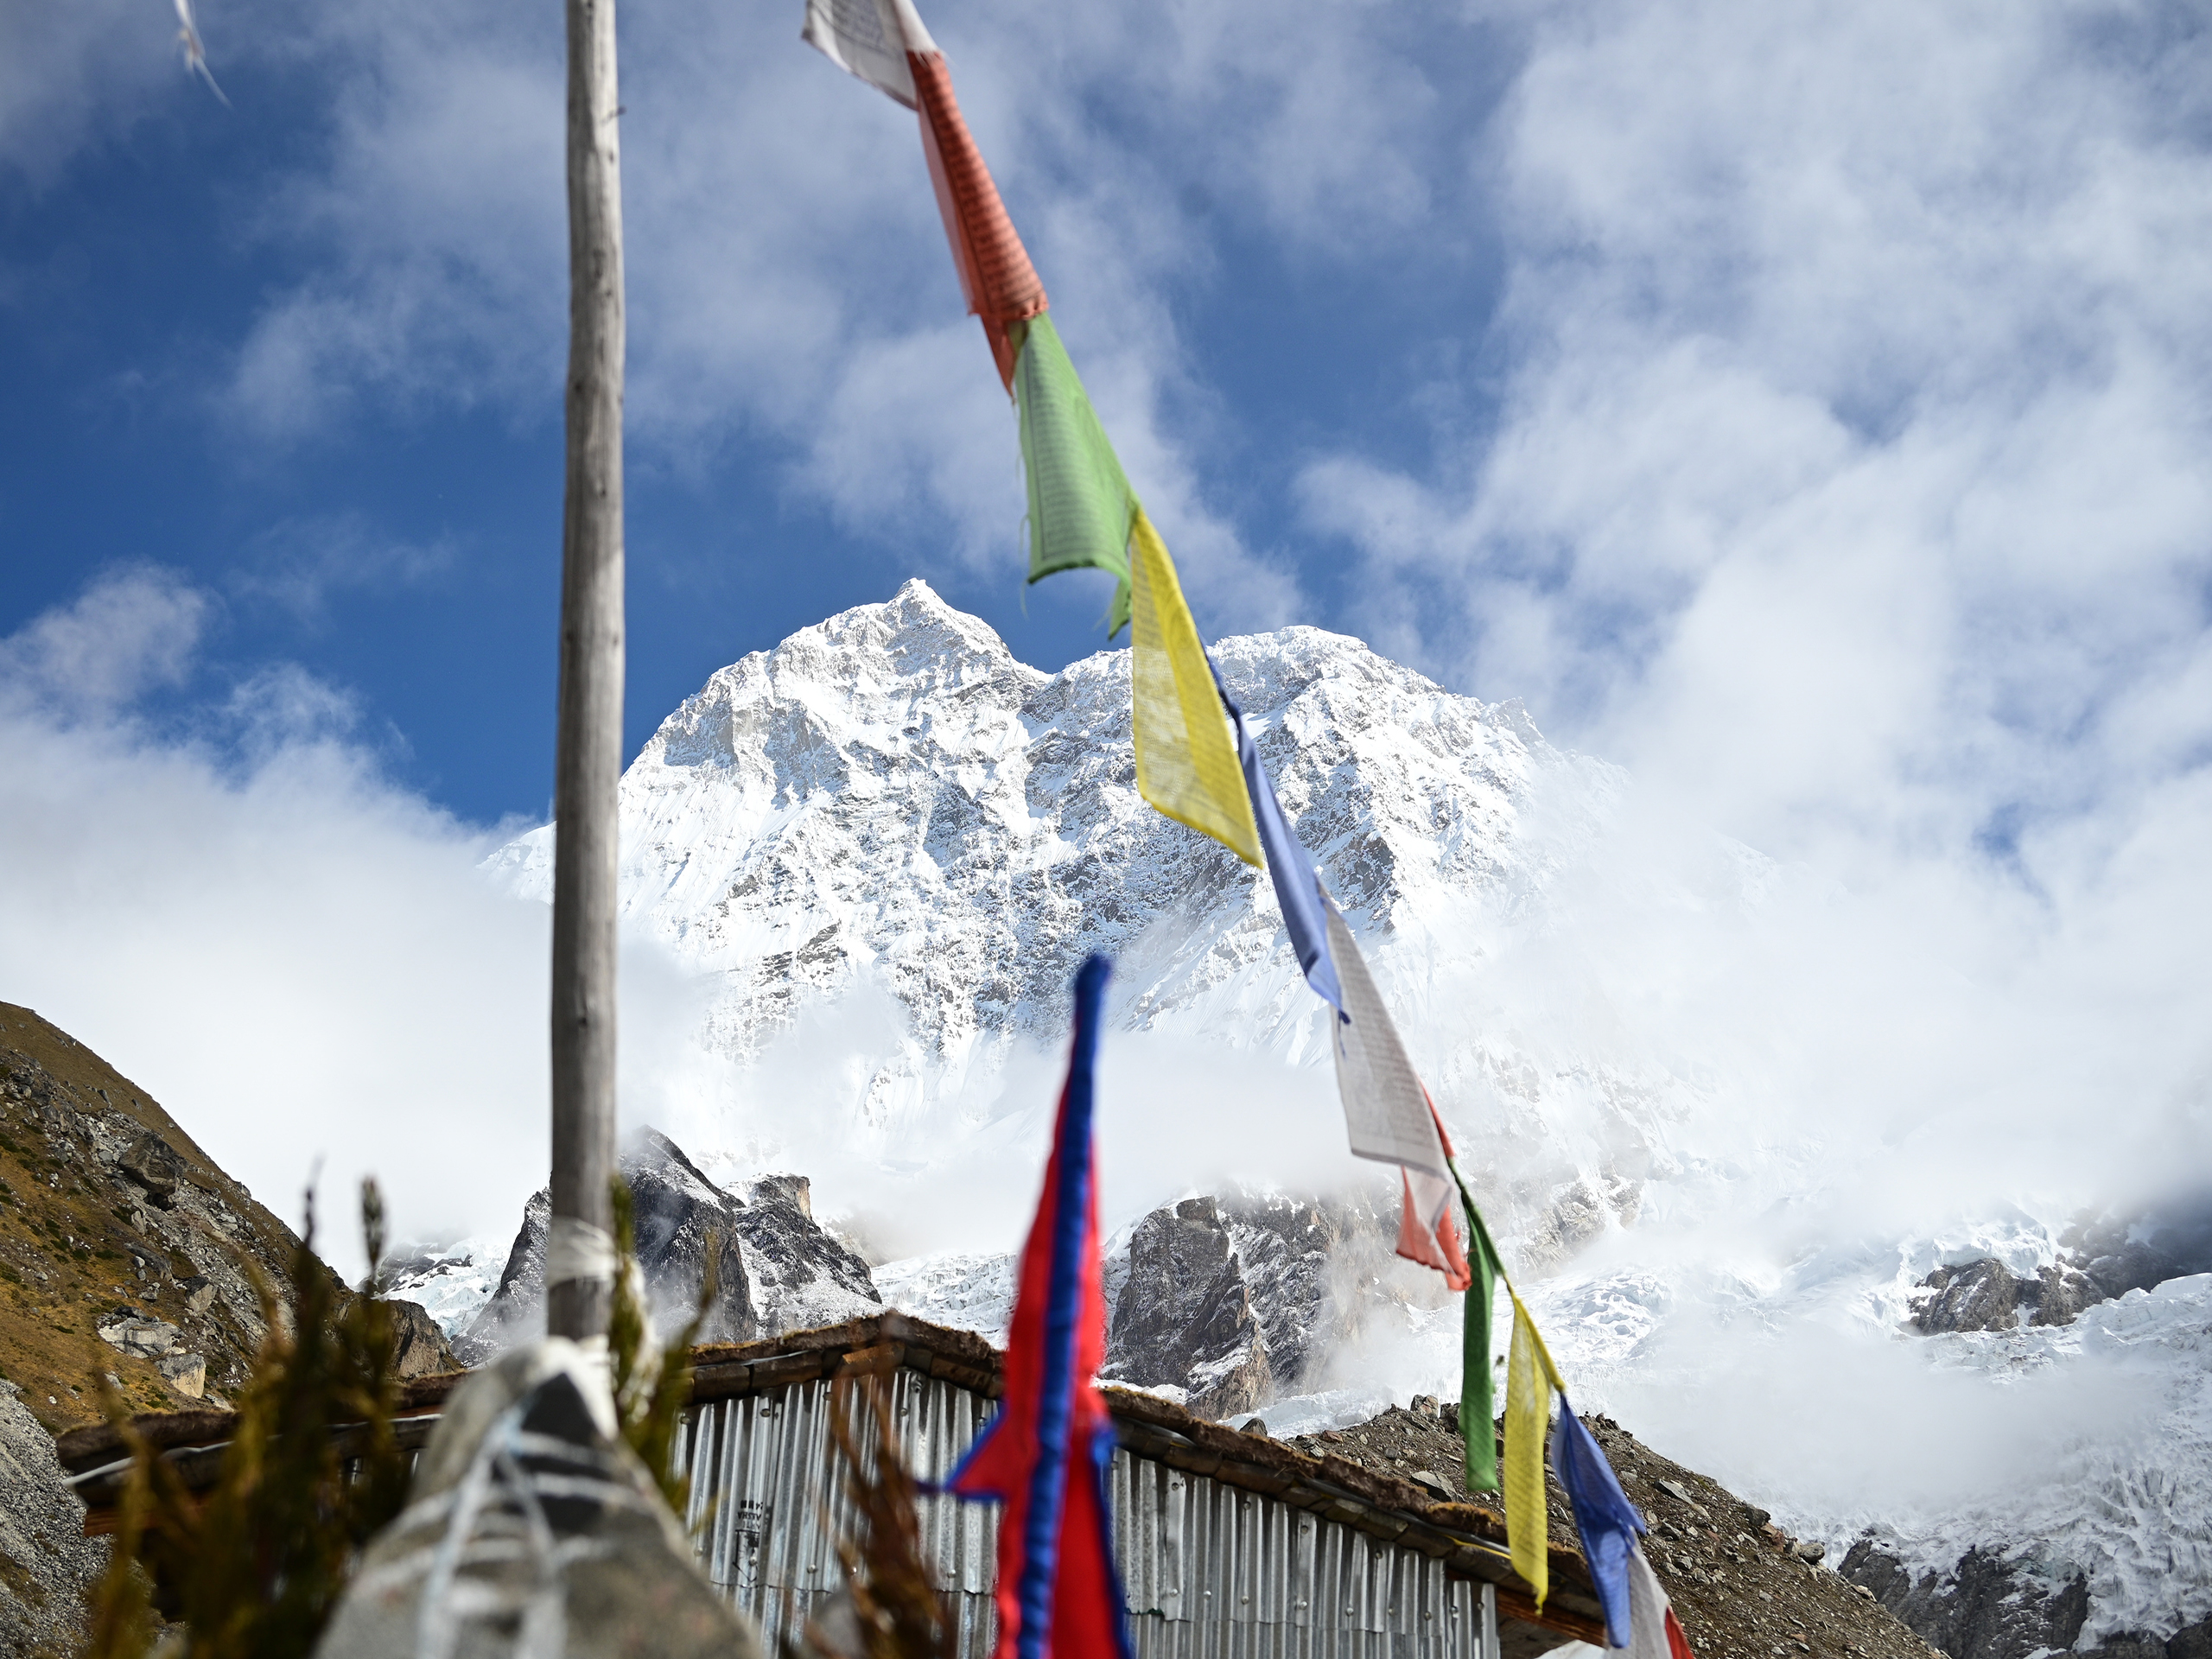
(1551, 1400), (1645, 1649)
(1210, 663), (1344, 1012)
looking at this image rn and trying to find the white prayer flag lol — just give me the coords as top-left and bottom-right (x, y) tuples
(1324, 897), (1455, 1238)
(800, 0), (938, 109)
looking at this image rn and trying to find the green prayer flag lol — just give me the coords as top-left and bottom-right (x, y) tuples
(1459, 1193), (1505, 1491)
(1011, 315), (1135, 635)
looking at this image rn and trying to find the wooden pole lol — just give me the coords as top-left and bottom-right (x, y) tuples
(549, 0), (625, 1344)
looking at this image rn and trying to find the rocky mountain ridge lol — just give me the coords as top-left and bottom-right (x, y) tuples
(1909, 1204), (2212, 1336)
(449, 1129), (880, 1363)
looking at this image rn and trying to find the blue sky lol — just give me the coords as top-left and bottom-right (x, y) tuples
(0, 0), (1520, 824)
(3, 0), (2209, 1251)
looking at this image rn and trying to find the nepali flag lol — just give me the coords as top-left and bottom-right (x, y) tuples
(945, 955), (1134, 1659)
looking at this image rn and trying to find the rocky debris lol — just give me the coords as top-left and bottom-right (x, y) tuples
(0, 1385), (106, 1659)
(1289, 1400), (1937, 1659)
(1103, 1198), (1272, 1419)
(388, 1299), (459, 1378)
(312, 1340), (763, 1659)
(456, 1130), (882, 1366)
(1840, 1540), (2212, 1659)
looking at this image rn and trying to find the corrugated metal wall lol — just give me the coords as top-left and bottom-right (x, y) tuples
(677, 1371), (1497, 1659)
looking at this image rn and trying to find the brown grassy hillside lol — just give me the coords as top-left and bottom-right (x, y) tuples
(0, 1001), (337, 1434)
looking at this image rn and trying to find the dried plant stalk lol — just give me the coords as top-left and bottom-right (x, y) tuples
(86, 1179), (410, 1659)
(607, 1173), (713, 1516)
(823, 1369), (952, 1659)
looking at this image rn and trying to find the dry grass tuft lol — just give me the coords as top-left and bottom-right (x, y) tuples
(84, 1180), (410, 1659)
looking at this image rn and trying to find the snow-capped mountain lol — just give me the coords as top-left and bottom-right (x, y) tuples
(486, 577), (1666, 1249)
(481, 580), (2209, 1659)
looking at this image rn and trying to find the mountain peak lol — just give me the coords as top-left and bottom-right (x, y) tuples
(493, 581), (1600, 1073)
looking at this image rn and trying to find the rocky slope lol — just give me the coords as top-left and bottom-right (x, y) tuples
(0, 1001), (339, 1429)
(1830, 1206), (2212, 1659)
(1300, 1399), (1942, 1659)
(0, 1001), (459, 1656)
(0, 1384), (104, 1659)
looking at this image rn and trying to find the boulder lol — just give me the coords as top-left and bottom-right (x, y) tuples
(387, 1298), (459, 1378)
(116, 1131), (185, 1208)
(156, 1351), (207, 1399)
(97, 1313), (181, 1358)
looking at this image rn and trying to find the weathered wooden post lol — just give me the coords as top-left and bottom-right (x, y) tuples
(547, 0), (625, 1344)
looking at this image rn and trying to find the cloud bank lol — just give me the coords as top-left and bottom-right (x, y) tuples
(0, 569), (557, 1273)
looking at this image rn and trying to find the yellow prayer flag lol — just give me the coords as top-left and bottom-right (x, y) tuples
(1503, 1293), (1564, 1605)
(1128, 508), (1262, 865)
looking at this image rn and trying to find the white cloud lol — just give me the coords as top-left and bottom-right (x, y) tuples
(1302, 0), (2212, 876)
(0, 574), (578, 1274)
(187, 0), (1461, 629)
(228, 512), (459, 622)
(0, 564), (210, 712)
